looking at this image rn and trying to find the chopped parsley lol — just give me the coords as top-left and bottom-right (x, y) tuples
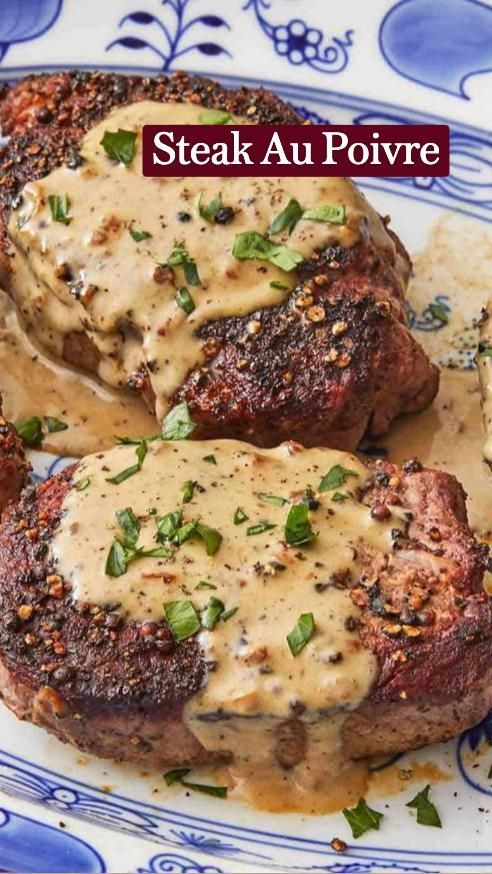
(15, 416), (44, 448)
(332, 491), (348, 503)
(221, 606), (238, 621)
(105, 507), (171, 577)
(198, 109), (231, 125)
(287, 612), (315, 656)
(162, 402), (196, 441)
(201, 595), (225, 630)
(195, 522), (222, 556)
(479, 345), (492, 358)
(156, 511), (222, 556)
(270, 280), (289, 291)
(129, 226), (152, 242)
(428, 302), (449, 324)
(100, 128), (137, 165)
(258, 493), (287, 507)
(196, 580), (217, 590)
(182, 480), (195, 504)
(49, 194), (72, 225)
(166, 243), (201, 286)
(247, 521), (276, 536)
(234, 507), (248, 525)
(75, 476), (91, 492)
(284, 502), (317, 546)
(164, 599), (201, 641)
(343, 798), (384, 839)
(45, 416), (68, 433)
(164, 768), (227, 798)
(302, 204), (345, 224)
(232, 231), (303, 272)
(319, 464), (359, 492)
(268, 198), (302, 236)
(106, 438), (147, 484)
(406, 785), (442, 828)
(176, 286), (195, 315)
(197, 192), (223, 223)
(203, 454), (217, 464)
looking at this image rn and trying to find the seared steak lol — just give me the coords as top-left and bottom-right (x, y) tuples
(0, 404), (29, 515)
(0, 438), (489, 770)
(0, 71), (438, 450)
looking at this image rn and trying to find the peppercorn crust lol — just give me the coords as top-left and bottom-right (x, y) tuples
(0, 70), (438, 449)
(0, 456), (489, 767)
(0, 402), (30, 515)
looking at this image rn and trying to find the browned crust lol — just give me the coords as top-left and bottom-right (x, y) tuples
(0, 405), (30, 515)
(0, 455), (489, 764)
(0, 71), (438, 450)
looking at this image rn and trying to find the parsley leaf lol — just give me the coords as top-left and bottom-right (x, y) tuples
(197, 192), (223, 223)
(195, 522), (222, 556)
(203, 454), (217, 464)
(258, 493), (287, 507)
(162, 402), (196, 441)
(75, 476), (91, 492)
(129, 226), (152, 242)
(182, 480), (195, 504)
(49, 194), (71, 225)
(406, 785), (442, 828)
(247, 521), (276, 536)
(319, 465), (359, 492)
(196, 580), (216, 590)
(116, 506), (140, 547)
(176, 286), (195, 315)
(284, 503), (316, 546)
(233, 231), (303, 272)
(15, 416), (44, 448)
(164, 767), (227, 797)
(167, 243), (201, 286)
(268, 198), (302, 235)
(106, 439), (148, 484)
(234, 507), (248, 525)
(100, 128), (137, 165)
(164, 599), (201, 641)
(201, 595), (225, 630)
(302, 204), (345, 224)
(287, 612), (315, 656)
(343, 798), (384, 838)
(198, 109), (231, 125)
(45, 416), (68, 433)
(105, 508), (172, 577)
(428, 303), (449, 324)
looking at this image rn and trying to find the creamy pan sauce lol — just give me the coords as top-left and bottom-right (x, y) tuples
(52, 439), (405, 812)
(8, 100), (400, 421)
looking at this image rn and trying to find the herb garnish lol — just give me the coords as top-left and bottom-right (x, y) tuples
(233, 231), (303, 272)
(201, 595), (225, 630)
(197, 192), (223, 223)
(428, 302), (449, 324)
(319, 464), (359, 492)
(15, 416), (44, 448)
(203, 454), (217, 464)
(221, 606), (238, 621)
(176, 286), (196, 315)
(164, 600), (201, 641)
(198, 109), (231, 125)
(284, 503), (317, 546)
(75, 477), (91, 492)
(166, 243), (201, 286)
(162, 402), (196, 441)
(332, 491), (348, 503)
(129, 226), (152, 242)
(479, 346), (492, 358)
(100, 129), (137, 165)
(196, 580), (217, 590)
(49, 194), (72, 225)
(287, 612), (315, 656)
(302, 204), (345, 224)
(406, 785), (442, 828)
(247, 521), (276, 536)
(343, 798), (384, 839)
(234, 507), (248, 525)
(105, 507), (171, 577)
(268, 198), (302, 235)
(196, 522), (223, 556)
(258, 493), (287, 507)
(156, 511), (222, 556)
(164, 767), (228, 798)
(270, 280), (289, 290)
(182, 480), (195, 503)
(45, 416), (68, 433)
(106, 438), (147, 484)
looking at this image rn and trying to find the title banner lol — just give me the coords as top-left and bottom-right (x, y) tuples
(142, 124), (449, 177)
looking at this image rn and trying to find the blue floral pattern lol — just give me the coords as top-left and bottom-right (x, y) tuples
(0, 0), (63, 64)
(137, 853), (223, 873)
(106, 1), (231, 71)
(244, 0), (353, 73)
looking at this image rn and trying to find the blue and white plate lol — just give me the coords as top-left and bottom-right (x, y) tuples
(1, 1), (492, 872)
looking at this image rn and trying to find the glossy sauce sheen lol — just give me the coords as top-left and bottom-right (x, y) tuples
(52, 439), (406, 812)
(8, 100), (400, 421)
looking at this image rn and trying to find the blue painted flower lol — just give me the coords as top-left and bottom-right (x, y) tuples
(272, 19), (322, 65)
(0, 0), (63, 63)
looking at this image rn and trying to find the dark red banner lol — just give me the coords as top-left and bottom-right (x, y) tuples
(142, 124), (449, 177)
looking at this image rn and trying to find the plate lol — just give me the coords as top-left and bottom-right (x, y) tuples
(1, 2), (492, 872)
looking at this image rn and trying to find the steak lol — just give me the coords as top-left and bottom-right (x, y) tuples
(0, 71), (439, 450)
(0, 436), (490, 770)
(0, 404), (29, 515)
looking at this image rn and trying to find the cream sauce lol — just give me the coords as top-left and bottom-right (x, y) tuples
(478, 307), (492, 465)
(52, 438), (405, 812)
(0, 290), (156, 457)
(8, 100), (402, 421)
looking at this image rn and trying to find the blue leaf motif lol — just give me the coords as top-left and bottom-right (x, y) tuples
(196, 42), (226, 56)
(112, 36), (150, 50)
(198, 15), (228, 28)
(125, 12), (156, 25)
